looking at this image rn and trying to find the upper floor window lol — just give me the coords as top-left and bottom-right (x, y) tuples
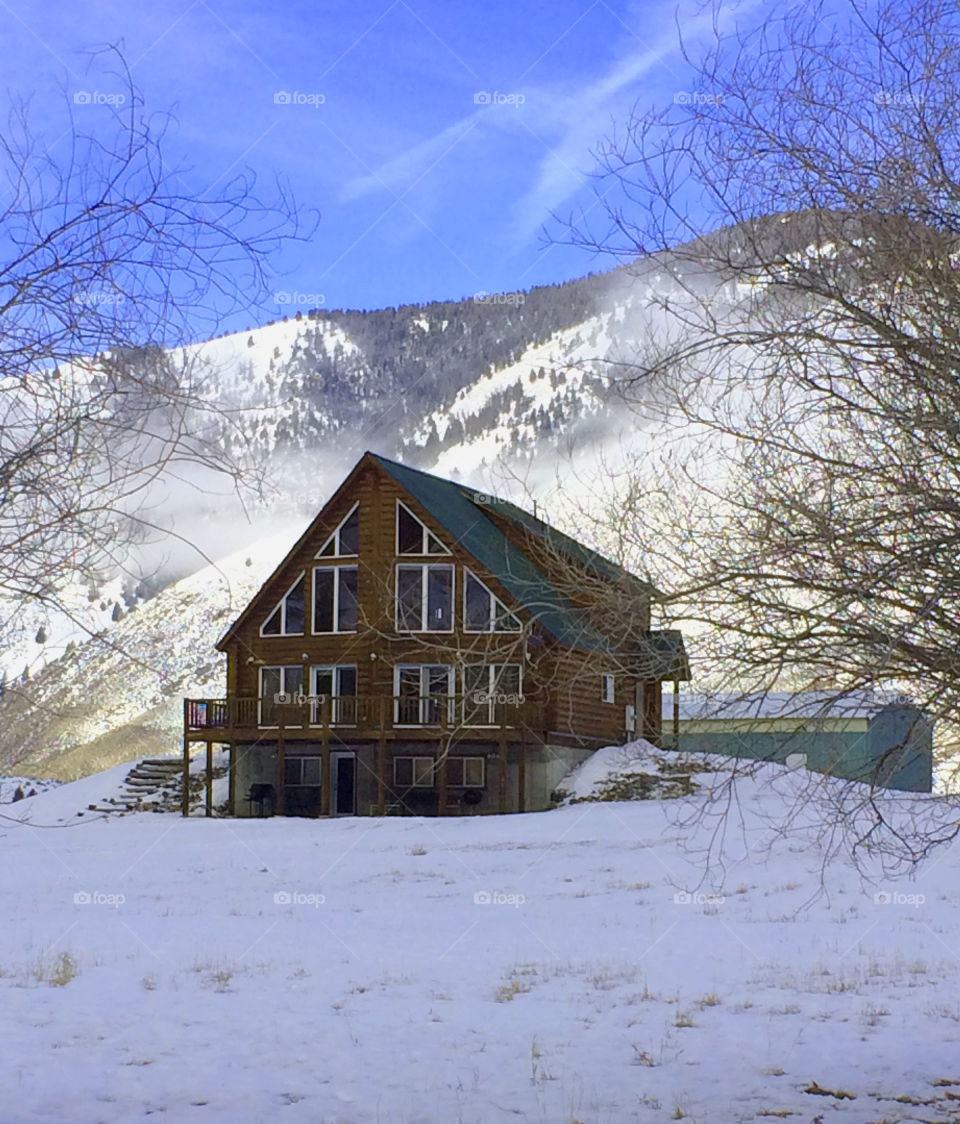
(463, 663), (523, 725)
(463, 569), (521, 632)
(396, 501), (449, 555)
(396, 564), (453, 631)
(259, 665), (304, 726)
(313, 566), (358, 633)
(602, 673), (615, 704)
(260, 573), (306, 636)
(317, 504), (359, 558)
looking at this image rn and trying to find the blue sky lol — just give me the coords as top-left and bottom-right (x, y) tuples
(4, 0), (749, 326)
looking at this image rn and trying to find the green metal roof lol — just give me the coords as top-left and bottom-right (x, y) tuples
(372, 453), (661, 657)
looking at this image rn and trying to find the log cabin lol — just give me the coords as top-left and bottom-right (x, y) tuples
(182, 452), (689, 817)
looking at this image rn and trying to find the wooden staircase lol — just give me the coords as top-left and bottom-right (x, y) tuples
(86, 757), (227, 815)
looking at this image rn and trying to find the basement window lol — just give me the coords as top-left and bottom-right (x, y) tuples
(447, 757), (485, 787)
(393, 756), (435, 787)
(284, 758), (321, 786)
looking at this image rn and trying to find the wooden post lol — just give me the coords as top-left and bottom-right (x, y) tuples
(377, 695), (387, 815)
(518, 725), (526, 813)
(276, 709), (286, 817)
(438, 694), (448, 816)
(181, 699), (191, 816)
(228, 742), (237, 816)
(205, 741), (213, 817)
(181, 739), (191, 816)
(320, 696), (331, 816)
(673, 679), (680, 751)
(498, 723), (508, 814)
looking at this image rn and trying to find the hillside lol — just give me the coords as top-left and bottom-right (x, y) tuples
(0, 534), (294, 780)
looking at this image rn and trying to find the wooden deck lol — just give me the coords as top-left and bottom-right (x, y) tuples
(183, 694), (536, 741)
(181, 695), (538, 817)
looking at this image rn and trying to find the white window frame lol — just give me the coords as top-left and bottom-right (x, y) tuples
(258, 665), (304, 728)
(602, 673), (615, 704)
(259, 572), (306, 637)
(393, 756), (435, 788)
(284, 757), (321, 786)
(309, 664), (358, 725)
(462, 568), (522, 633)
(462, 663), (523, 726)
(447, 756), (486, 788)
(315, 503), (359, 558)
(395, 500), (450, 556)
(312, 565), (359, 634)
(395, 563), (455, 633)
(394, 664), (454, 726)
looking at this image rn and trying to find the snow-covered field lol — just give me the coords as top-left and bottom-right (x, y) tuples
(2, 749), (958, 1123)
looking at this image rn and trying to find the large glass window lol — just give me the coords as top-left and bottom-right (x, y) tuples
(259, 666), (304, 726)
(310, 665), (358, 724)
(396, 564), (453, 631)
(463, 570), (521, 632)
(462, 664), (523, 725)
(313, 566), (358, 633)
(260, 574), (306, 636)
(395, 664), (454, 725)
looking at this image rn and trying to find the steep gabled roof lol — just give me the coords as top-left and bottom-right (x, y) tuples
(219, 451), (677, 664)
(369, 453), (613, 651)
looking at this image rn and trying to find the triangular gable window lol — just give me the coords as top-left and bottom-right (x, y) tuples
(463, 569), (521, 632)
(260, 573), (306, 636)
(316, 504), (359, 558)
(396, 501), (449, 555)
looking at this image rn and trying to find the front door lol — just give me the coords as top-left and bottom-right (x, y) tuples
(330, 752), (356, 816)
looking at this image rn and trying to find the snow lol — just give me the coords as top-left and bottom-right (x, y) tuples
(1, 751), (957, 1122)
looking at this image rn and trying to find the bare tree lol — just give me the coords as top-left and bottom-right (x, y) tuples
(533, 0), (960, 863)
(0, 47), (307, 647)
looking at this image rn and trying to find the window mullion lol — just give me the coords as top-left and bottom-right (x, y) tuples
(420, 565), (428, 630)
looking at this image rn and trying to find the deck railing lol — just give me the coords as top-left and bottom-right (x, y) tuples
(184, 694), (532, 735)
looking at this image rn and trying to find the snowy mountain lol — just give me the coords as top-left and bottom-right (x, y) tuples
(0, 223), (820, 781)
